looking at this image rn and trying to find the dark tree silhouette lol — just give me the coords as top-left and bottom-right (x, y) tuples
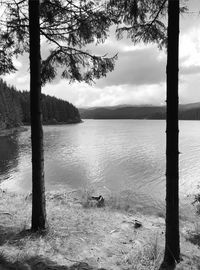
(0, 79), (22, 128)
(0, 0), (116, 231)
(28, 0), (46, 231)
(160, 0), (180, 268)
(0, 40), (16, 75)
(108, 1), (181, 267)
(108, 0), (167, 48)
(0, 79), (80, 127)
(0, 0), (116, 84)
(19, 91), (80, 124)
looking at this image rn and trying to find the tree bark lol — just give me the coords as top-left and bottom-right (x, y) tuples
(29, 0), (47, 231)
(161, 0), (180, 268)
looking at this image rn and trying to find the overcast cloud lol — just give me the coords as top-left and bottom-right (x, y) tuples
(2, 0), (200, 107)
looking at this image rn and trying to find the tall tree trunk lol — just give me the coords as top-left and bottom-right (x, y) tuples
(160, 0), (180, 268)
(28, 0), (47, 231)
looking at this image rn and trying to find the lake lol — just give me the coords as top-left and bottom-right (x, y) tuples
(1, 119), (200, 217)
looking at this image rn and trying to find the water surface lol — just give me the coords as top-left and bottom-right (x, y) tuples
(1, 120), (200, 216)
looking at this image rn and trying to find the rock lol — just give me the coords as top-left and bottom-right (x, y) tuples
(90, 196), (105, 208)
(134, 220), (142, 229)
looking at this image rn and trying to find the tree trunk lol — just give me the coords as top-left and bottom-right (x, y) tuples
(28, 0), (47, 231)
(160, 0), (180, 268)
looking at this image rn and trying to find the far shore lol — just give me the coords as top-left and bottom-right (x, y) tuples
(0, 119), (83, 137)
(23, 119), (83, 126)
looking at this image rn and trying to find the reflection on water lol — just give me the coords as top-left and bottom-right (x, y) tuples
(0, 120), (200, 218)
(0, 134), (19, 181)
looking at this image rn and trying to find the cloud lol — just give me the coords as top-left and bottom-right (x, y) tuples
(2, 53), (29, 90)
(42, 80), (166, 107)
(180, 29), (200, 67)
(179, 73), (200, 104)
(181, 65), (200, 75)
(95, 46), (166, 87)
(2, 0), (200, 107)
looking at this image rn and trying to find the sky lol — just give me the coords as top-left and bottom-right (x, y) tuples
(2, 0), (200, 108)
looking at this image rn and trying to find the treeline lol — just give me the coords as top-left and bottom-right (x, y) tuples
(0, 79), (22, 129)
(0, 79), (81, 129)
(179, 109), (200, 120)
(79, 105), (200, 120)
(79, 106), (165, 119)
(19, 91), (81, 124)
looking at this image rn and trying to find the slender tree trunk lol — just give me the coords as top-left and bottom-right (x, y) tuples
(29, 0), (47, 231)
(160, 0), (180, 268)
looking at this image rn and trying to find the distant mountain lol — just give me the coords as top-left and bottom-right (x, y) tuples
(79, 105), (165, 119)
(179, 102), (200, 111)
(0, 79), (81, 130)
(79, 103), (200, 120)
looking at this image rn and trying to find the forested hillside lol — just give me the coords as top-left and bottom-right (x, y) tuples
(0, 79), (81, 129)
(79, 106), (165, 119)
(79, 104), (200, 120)
(0, 80), (22, 129)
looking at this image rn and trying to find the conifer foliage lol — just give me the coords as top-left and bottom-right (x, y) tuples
(108, 0), (168, 48)
(0, 79), (22, 129)
(0, 0), (117, 84)
(0, 0), (116, 231)
(0, 79), (80, 128)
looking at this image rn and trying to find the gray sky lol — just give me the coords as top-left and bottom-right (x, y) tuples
(3, 0), (200, 107)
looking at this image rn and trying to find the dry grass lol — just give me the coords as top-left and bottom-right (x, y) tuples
(0, 189), (200, 269)
(114, 234), (163, 270)
(79, 188), (165, 218)
(184, 221), (200, 248)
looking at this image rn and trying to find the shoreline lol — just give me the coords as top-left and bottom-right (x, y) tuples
(0, 190), (200, 269)
(0, 177), (196, 224)
(23, 119), (83, 125)
(0, 119), (83, 137)
(0, 126), (28, 137)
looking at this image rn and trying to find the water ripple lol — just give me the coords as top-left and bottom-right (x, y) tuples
(0, 120), (199, 217)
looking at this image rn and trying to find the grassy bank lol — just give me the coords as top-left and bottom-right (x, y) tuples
(0, 189), (200, 269)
